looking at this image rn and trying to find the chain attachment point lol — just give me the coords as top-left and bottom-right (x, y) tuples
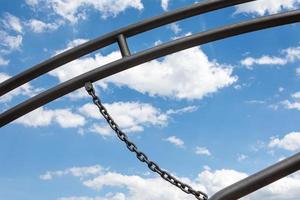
(84, 82), (94, 94)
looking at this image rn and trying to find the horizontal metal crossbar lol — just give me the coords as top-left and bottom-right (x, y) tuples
(0, 0), (255, 96)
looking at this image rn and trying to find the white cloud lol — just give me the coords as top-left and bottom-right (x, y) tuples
(1, 13), (23, 33)
(28, 0), (144, 23)
(15, 107), (54, 127)
(154, 40), (162, 46)
(195, 146), (211, 156)
(282, 100), (300, 110)
(161, 0), (170, 11)
(80, 102), (199, 136)
(0, 31), (22, 53)
(245, 100), (265, 104)
(297, 67), (300, 77)
(54, 38), (89, 55)
(47, 164), (300, 200)
(0, 56), (9, 66)
(0, 72), (40, 103)
(79, 102), (168, 134)
(292, 92), (300, 99)
(83, 171), (203, 200)
(0, 14), (23, 54)
(55, 109), (86, 128)
(284, 47), (300, 62)
(241, 56), (287, 69)
(27, 19), (60, 33)
(238, 154), (248, 161)
(164, 136), (184, 148)
(58, 193), (125, 200)
(269, 132), (300, 151)
(15, 107), (85, 128)
(49, 50), (120, 86)
(166, 106), (198, 115)
(235, 0), (300, 16)
(106, 47), (237, 100)
(89, 124), (113, 137)
(281, 91), (300, 111)
(279, 87), (285, 93)
(241, 46), (300, 69)
(49, 39), (237, 100)
(197, 169), (247, 195)
(25, 0), (38, 6)
(40, 165), (104, 180)
(169, 23), (182, 34)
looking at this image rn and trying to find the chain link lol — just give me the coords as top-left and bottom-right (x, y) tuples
(84, 82), (208, 200)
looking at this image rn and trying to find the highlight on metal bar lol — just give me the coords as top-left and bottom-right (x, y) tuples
(1, 9), (300, 127)
(0, 0), (255, 96)
(209, 152), (300, 200)
(117, 34), (131, 57)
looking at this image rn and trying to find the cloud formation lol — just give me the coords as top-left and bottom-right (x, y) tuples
(164, 136), (185, 148)
(40, 165), (104, 180)
(80, 102), (168, 135)
(161, 0), (170, 11)
(15, 107), (85, 128)
(241, 46), (300, 69)
(41, 164), (300, 200)
(195, 146), (211, 156)
(1, 12), (23, 33)
(49, 38), (237, 100)
(0, 72), (40, 103)
(0, 56), (9, 66)
(26, 19), (60, 33)
(26, 0), (144, 23)
(235, 0), (300, 16)
(269, 132), (300, 151)
(281, 91), (300, 111)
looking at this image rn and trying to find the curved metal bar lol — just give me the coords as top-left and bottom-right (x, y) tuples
(1, 10), (300, 127)
(0, 0), (255, 96)
(209, 152), (300, 200)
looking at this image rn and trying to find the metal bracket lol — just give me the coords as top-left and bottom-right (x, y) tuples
(117, 34), (131, 57)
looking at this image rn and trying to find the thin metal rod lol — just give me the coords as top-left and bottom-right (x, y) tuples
(117, 34), (131, 57)
(0, 0), (255, 96)
(1, 10), (299, 127)
(209, 152), (300, 200)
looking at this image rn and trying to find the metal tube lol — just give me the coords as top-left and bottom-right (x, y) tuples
(0, 0), (255, 96)
(209, 152), (300, 200)
(117, 34), (131, 57)
(1, 10), (299, 127)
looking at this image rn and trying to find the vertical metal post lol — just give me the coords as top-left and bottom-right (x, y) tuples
(117, 34), (131, 57)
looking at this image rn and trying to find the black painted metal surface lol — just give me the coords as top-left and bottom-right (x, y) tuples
(0, 0), (254, 96)
(117, 34), (131, 57)
(1, 9), (300, 127)
(209, 152), (300, 200)
(1, 1), (300, 199)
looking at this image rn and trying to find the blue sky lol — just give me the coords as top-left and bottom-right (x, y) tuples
(1, 0), (300, 200)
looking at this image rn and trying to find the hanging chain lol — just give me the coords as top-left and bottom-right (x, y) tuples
(84, 82), (208, 200)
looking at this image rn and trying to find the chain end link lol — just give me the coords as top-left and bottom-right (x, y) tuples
(85, 82), (95, 94)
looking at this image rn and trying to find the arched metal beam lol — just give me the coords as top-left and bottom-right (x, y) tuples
(1, 9), (300, 127)
(0, 0), (255, 96)
(209, 152), (300, 200)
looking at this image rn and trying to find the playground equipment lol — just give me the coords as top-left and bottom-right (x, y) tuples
(1, 1), (300, 199)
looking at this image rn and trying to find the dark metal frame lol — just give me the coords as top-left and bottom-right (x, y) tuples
(1, 0), (300, 199)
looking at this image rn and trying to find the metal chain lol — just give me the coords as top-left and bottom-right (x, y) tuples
(84, 82), (208, 200)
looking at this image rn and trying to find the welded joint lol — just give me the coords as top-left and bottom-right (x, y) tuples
(117, 34), (131, 57)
